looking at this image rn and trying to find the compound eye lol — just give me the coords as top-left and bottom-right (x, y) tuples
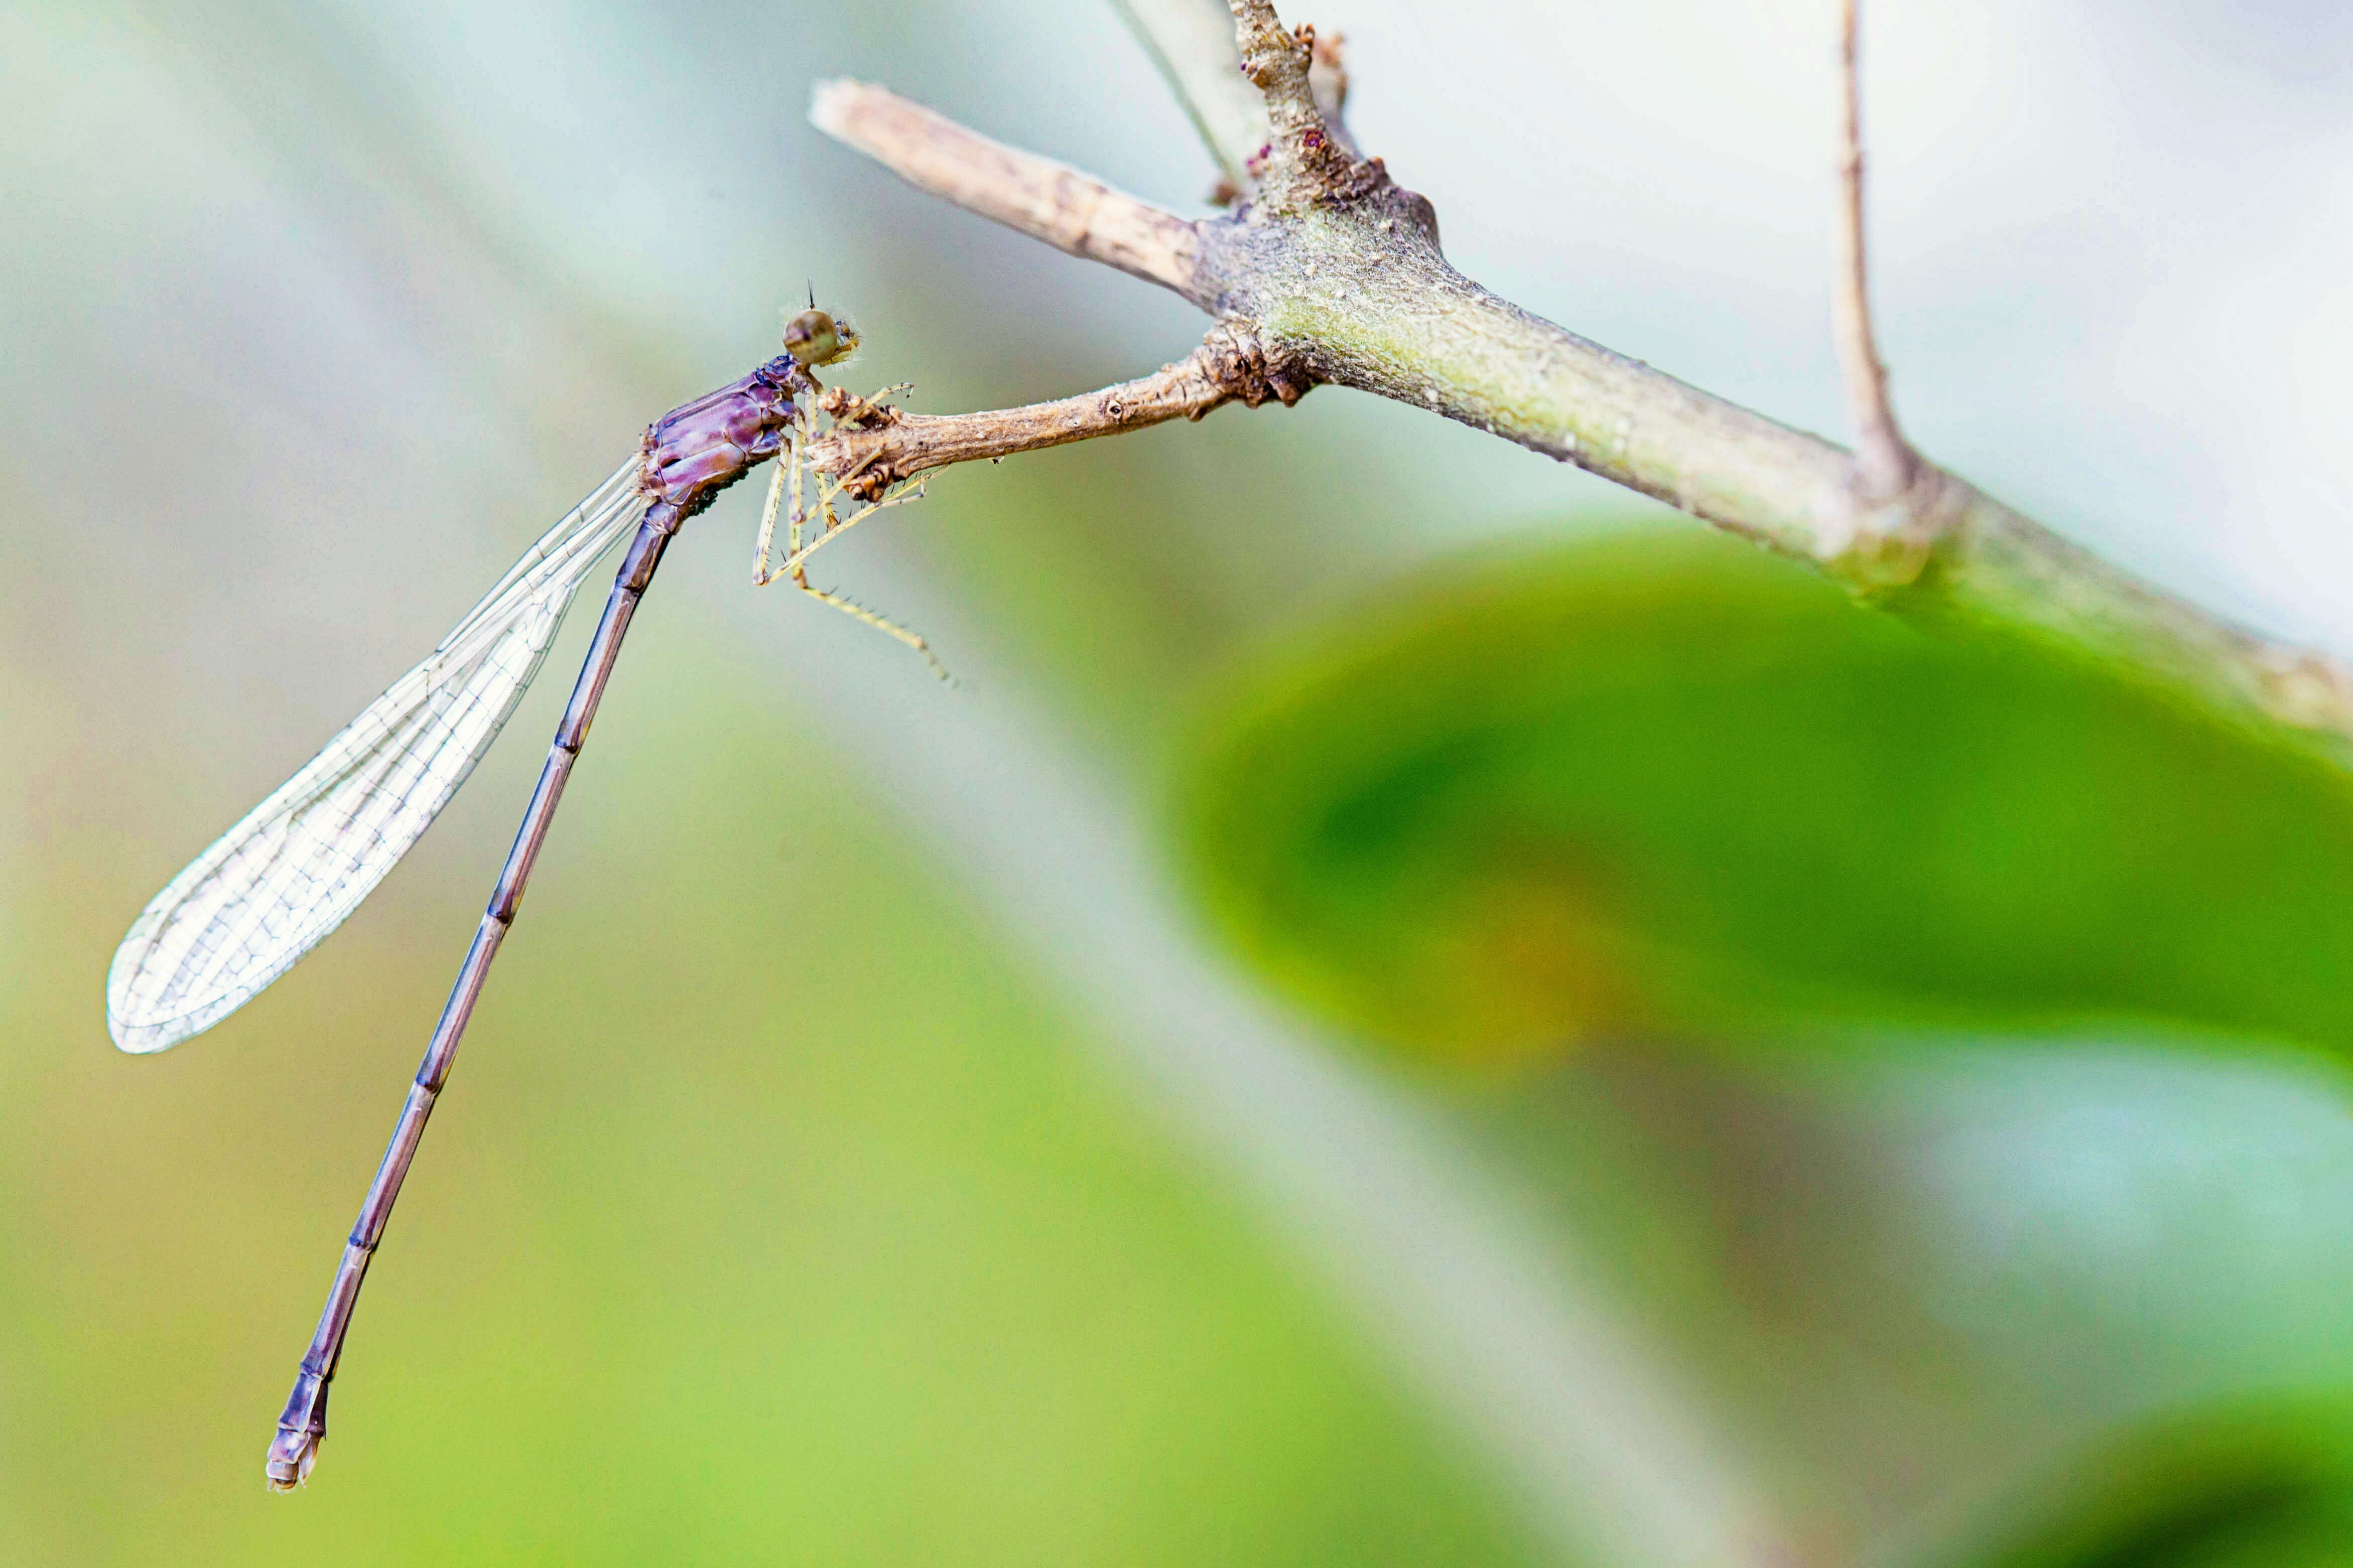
(782, 309), (848, 367)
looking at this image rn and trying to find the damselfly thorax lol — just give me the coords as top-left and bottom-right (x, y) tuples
(640, 354), (812, 526)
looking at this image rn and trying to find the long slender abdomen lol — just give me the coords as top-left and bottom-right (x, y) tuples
(264, 514), (675, 1490)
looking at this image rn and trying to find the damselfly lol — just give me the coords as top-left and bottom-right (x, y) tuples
(105, 306), (928, 1490)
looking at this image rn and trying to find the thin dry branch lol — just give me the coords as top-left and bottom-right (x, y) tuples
(803, 12), (2353, 759)
(806, 329), (1307, 490)
(1832, 0), (1920, 506)
(810, 81), (1201, 299)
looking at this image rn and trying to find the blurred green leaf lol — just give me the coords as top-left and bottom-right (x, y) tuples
(1910, 1398), (2353, 1568)
(1176, 525), (2353, 1063)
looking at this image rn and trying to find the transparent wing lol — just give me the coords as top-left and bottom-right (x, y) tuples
(108, 460), (651, 1054)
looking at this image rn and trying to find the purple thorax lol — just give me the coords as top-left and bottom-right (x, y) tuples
(638, 353), (816, 532)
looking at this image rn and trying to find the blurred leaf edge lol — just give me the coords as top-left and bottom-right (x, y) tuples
(1165, 519), (2353, 1074)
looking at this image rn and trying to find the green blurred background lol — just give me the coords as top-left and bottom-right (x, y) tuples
(8, 1), (2353, 1564)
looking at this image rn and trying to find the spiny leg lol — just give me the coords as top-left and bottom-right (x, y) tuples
(768, 374), (911, 576)
(789, 577), (949, 680)
(756, 421), (860, 589)
(747, 429), (942, 675)
(753, 423), (813, 588)
(786, 480), (928, 576)
(788, 422), (811, 559)
(754, 464), (787, 584)
(760, 447), (885, 578)
(786, 471), (944, 678)
(790, 492), (943, 678)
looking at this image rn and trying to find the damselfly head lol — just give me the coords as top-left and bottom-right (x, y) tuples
(782, 308), (857, 369)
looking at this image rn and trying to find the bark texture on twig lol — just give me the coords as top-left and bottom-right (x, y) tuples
(809, 81), (1201, 299)
(804, 9), (2353, 759)
(806, 329), (1310, 489)
(1224, 0), (1357, 209)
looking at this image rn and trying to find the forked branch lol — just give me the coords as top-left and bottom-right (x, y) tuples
(803, 0), (2353, 758)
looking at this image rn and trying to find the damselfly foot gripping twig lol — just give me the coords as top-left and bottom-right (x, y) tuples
(752, 383), (944, 679)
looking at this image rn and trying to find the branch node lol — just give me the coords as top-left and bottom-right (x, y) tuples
(1204, 321), (1317, 407)
(2259, 649), (2353, 733)
(1812, 464), (1968, 591)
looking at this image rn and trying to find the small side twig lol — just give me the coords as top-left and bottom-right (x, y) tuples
(1831, 0), (1919, 507)
(1226, 0), (1356, 207)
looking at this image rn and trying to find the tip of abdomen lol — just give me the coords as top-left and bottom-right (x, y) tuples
(266, 1371), (327, 1491)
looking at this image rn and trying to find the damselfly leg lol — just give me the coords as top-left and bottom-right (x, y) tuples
(753, 390), (943, 678)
